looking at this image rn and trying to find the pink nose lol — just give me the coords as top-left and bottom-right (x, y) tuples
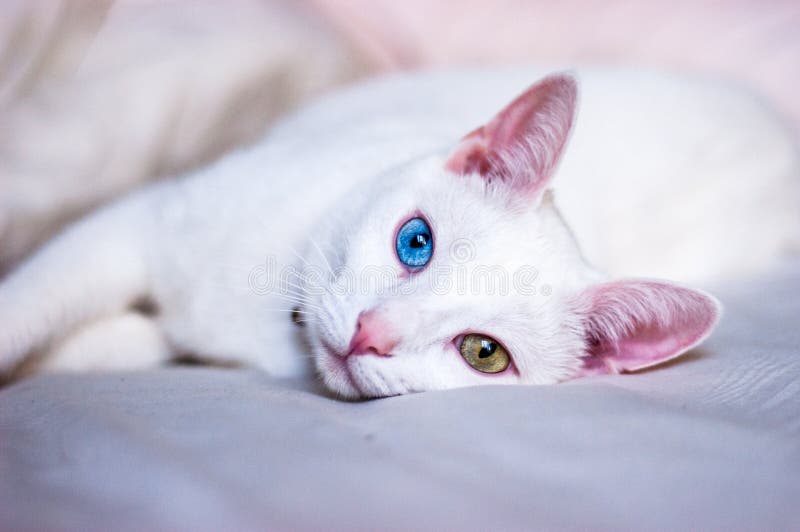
(348, 310), (399, 356)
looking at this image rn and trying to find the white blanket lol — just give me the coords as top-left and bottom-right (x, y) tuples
(0, 0), (362, 271)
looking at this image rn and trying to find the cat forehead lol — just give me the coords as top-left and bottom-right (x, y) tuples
(343, 159), (580, 296)
(359, 156), (537, 242)
(329, 155), (589, 299)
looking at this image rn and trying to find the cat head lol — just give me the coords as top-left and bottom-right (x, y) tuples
(300, 74), (720, 399)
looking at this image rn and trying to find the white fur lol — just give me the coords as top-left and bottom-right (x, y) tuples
(1, 68), (797, 397)
(37, 313), (170, 374)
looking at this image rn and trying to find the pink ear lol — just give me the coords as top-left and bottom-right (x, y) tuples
(574, 280), (721, 376)
(445, 74), (577, 197)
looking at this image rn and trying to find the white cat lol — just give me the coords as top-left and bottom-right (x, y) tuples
(1, 69), (798, 398)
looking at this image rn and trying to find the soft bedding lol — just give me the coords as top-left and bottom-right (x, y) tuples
(1, 261), (798, 530)
(2, 4), (800, 530)
(0, 0), (364, 272)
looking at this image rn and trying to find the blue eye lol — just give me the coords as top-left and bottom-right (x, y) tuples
(396, 217), (433, 269)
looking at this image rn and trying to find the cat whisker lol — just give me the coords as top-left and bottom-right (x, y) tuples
(280, 268), (336, 298)
(309, 236), (336, 279)
(279, 279), (318, 295)
(286, 244), (316, 270)
(272, 294), (323, 312)
(263, 308), (320, 324)
(272, 290), (316, 304)
(273, 299), (323, 313)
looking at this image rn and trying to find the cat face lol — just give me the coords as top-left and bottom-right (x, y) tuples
(300, 74), (720, 399)
(304, 158), (592, 398)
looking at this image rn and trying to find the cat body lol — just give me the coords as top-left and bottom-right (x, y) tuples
(1, 68), (798, 397)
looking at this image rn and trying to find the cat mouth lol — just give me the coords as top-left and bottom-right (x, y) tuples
(319, 338), (365, 397)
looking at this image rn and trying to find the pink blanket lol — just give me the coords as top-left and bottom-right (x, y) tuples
(311, 0), (800, 132)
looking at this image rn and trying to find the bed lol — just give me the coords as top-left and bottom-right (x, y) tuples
(2, 259), (798, 530)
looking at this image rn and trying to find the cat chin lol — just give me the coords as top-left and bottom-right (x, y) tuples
(316, 346), (417, 399)
(314, 346), (363, 400)
(324, 376), (363, 401)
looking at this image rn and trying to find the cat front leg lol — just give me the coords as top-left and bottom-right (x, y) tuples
(28, 312), (171, 376)
(0, 191), (157, 377)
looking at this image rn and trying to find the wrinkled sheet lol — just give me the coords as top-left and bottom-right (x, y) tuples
(0, 0), (363, 271)
(312, 0), (800, 134)
(1, 261), (798, 530)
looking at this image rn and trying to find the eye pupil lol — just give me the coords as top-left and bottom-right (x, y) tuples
(478, 340), (497, 358)
(410, 233), (428, 248)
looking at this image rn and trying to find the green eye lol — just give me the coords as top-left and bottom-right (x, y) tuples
(459, 334), (510, 374)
